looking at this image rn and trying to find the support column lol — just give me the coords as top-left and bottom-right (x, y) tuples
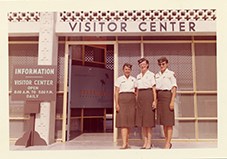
(35, 12), (58, 144)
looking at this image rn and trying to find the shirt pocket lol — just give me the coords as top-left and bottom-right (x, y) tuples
(165, 74), (172, 80)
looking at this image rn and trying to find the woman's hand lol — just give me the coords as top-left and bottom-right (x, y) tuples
(116, 104), (120, 112)
(169, 101), (174, 110)
(152, 100), (157, 110)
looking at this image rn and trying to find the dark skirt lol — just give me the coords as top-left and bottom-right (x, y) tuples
(116, 93), (136, 128)
(157, 91), (175, 126)
(136, 89), (155, 127)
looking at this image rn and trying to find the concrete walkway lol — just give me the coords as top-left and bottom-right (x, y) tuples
(10, 133), (217, 150)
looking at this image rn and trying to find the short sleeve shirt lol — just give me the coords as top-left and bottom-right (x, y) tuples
(155, 69), (177, 90)
(115, 75), (137, 93)
(136, 70), (156, 89)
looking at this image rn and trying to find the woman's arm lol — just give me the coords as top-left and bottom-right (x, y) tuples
(170, 86), (177, 110)
(170, 72), (177, 110)
(152, 85), (157, 110)
(114, 86), (120, 112)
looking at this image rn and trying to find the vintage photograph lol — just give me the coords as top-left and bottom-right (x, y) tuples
(8, 9), (217, 152)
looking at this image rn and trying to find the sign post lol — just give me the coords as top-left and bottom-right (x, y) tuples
(11, 65), (57, 147)
(15, 101), (46, 147)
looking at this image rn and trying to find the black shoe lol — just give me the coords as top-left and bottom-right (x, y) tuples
(120, 145), (127, 149)
(169, 143), (172, 149)
(146, 144), (153, 149)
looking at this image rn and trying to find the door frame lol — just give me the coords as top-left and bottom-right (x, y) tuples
(62, 41), (118, 142)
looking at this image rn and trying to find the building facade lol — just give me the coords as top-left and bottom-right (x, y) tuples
(8, 10), (217, 144)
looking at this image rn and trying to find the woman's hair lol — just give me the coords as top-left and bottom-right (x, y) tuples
(157, 56), (169, 64)
(138, 57), (149, 68)
(123, 63), (132, 69)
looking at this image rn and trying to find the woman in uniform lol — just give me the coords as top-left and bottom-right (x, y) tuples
(155, 57), (177, 149)
(115, 63), (137, 149)
(136, 58), (157, 149)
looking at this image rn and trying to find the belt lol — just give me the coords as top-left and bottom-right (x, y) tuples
(157, 90), (171, 92)
(119, 92), (135, 94)
(138, 88), (152, 91)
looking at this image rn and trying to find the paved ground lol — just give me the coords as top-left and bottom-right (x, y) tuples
(10, 133), (217, 151)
